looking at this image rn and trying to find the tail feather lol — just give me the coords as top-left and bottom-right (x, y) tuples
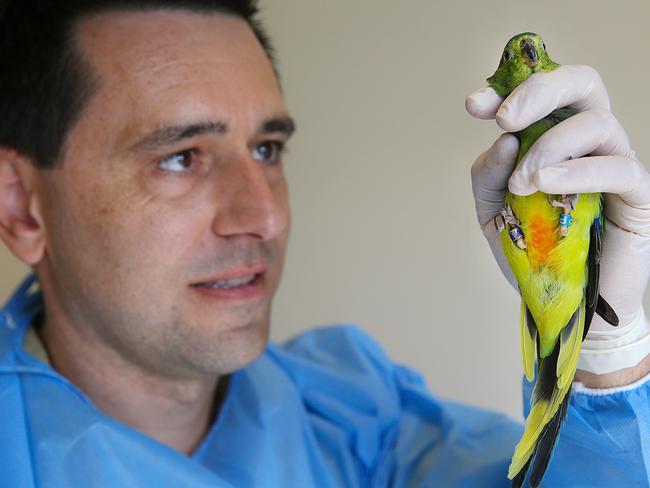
(508, 299), (585, 484)
(529, 393), (571, 487)
(511, 457), (531, 488)
(510, 394), (569, 488)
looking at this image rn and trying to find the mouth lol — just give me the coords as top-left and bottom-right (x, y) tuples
(191, 265), (268, 301)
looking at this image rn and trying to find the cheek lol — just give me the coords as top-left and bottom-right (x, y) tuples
(54, 179), (205, 287)
(104, 202), (207, 277)
(268, 176), (291, 283)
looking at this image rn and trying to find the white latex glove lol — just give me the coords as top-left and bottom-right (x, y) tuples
(467, 64), (650, 376)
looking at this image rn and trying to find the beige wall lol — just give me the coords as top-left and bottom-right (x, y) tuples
(1, 0), (649, 420)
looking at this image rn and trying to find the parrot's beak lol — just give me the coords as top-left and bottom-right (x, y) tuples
(520, 39), (539, 68)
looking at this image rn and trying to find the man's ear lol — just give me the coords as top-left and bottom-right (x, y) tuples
(0, 148), (46, 265)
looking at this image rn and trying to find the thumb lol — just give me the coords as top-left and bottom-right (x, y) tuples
(471, 133), (519, 225)
(466, 85), (503, 120)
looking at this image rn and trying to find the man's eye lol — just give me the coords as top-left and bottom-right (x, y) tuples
(157, 150), (195, 173)
(252, 141), (284, 164)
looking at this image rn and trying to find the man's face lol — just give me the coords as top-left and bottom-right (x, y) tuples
(36, 10), (291, 378)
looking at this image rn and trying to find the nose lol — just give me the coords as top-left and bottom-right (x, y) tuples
(211, 155), (289, 241)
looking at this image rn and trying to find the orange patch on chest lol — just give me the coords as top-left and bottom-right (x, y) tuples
(526, 213), (558, 268)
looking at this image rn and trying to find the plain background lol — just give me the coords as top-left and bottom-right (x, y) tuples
(1, 0), (649, 420)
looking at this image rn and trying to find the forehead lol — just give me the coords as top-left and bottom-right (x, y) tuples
(72, 9), (283, 142)
(77, 8), (267, 73)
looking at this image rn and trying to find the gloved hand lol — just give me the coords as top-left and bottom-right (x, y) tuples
(466, 64), (650, 378)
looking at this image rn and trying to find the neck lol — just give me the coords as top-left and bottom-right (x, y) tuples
(38, 311), (225, 455)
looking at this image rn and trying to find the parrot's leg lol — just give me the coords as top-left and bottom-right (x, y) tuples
(498, 204), (527, 250)
(550, 194), (578, 237)
(509, 226), (527, 250)
(501, 204), (521, 226)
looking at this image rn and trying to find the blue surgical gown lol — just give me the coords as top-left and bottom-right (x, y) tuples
(1, 275), (649, 487)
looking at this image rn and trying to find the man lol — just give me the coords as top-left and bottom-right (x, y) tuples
(0, 1), (648, 486)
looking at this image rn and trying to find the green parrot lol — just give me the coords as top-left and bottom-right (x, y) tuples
(486, 33), (619, 487)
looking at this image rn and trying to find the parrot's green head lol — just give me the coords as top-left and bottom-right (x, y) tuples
(487, 32), (559, 98)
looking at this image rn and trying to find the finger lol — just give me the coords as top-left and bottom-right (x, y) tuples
(533, 156), (650, 209)
(471, 133), (519, 188)
(471, 133), (519, 225)
(465, 85), (503, 120)
(509, 109), (632, 195)
(604, 194), (650, 237)
(496, 65), (610, 132)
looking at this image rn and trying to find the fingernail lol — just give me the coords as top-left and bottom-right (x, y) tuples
(508, 172), (525, 194)
(465, 95), (480, 114)
(496, 102), (516, 131)
(471, 86), (493, 101)
(508, 171), (538, 196)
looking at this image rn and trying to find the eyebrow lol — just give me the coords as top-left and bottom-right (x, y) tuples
(130, 116), (296, 152)
(258, 116), (296, 137)
(130, 121), (227, 151)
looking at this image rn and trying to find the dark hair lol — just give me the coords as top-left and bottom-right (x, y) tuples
(0, 0), (276, 169)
